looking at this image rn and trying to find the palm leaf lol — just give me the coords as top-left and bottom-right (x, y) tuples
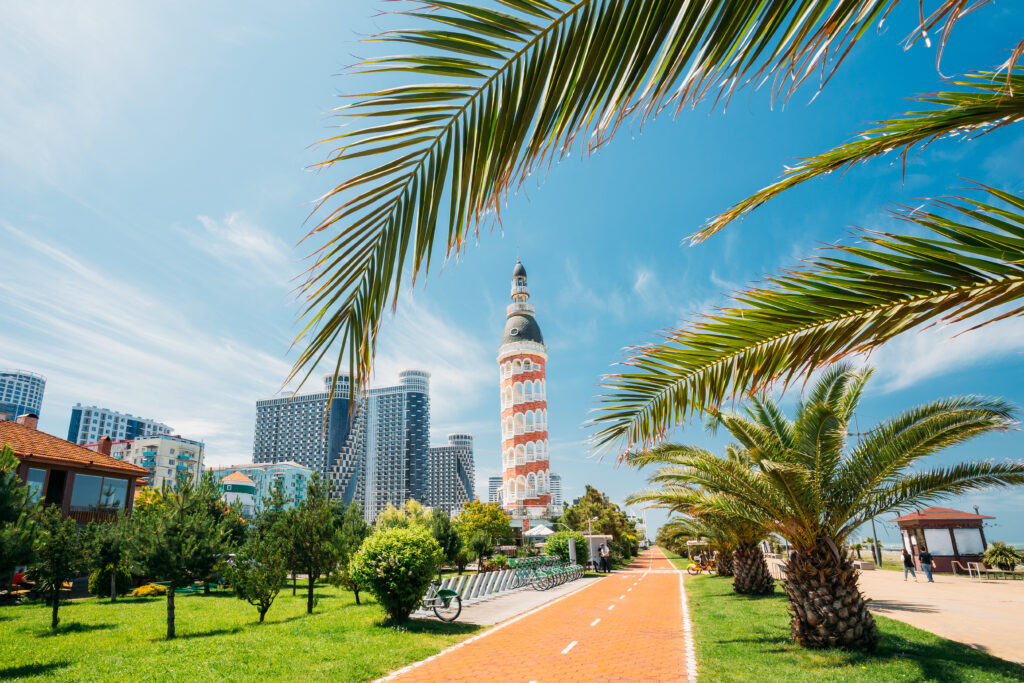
(296, 0), (985, 390)
(594, 184), (1024, 453)
(695, 67), (1024, 242)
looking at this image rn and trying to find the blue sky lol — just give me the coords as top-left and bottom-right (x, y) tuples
(2, 1), (1022, 544)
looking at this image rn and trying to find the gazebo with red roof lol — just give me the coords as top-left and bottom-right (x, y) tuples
(891, 507), (993, 573)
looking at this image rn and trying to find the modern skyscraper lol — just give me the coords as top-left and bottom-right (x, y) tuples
(0, 369), (46, 421)
(328, 370), (432, 521)
(549, 472), (563, 508)
(67, 404), (171, 445)
(253, 375), (355, 478)
(488, 475), (503, 504)
(427, 433), (475, 515)
(497, 260), (554, 517)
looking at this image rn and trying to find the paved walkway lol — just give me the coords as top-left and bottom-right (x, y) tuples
(383, 548), (695, 682)
(857, 569), (1024, 664)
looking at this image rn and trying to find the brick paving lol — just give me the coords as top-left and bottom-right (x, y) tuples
(385, 548), (692, 683)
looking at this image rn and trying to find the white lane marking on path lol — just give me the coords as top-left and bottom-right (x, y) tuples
(373, 579), (601, 682)
(677, 557), (699, 682)
(561, 641), (578, 655)
(619, 594), (625, 599)
(627, 588), (632, 592)
(608, 604), (616, 611)
(590, 618), (601, 627)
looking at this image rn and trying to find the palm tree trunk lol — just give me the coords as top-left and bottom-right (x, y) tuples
(716, 550), (735, 577)
(166, 586), (176, 640)
(784, 545), (876, 650)
(732, 542), (773, 594)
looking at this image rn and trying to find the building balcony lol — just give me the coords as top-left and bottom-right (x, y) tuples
(141, 450), (158, 456)
(177, 453), (193, 461)
(141, 458), (156, 467)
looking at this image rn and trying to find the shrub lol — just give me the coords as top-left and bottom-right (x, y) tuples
(131, 583), (167, 597)
(983, 542), (1024, 571)
(351, 526), (443, 622)
(88, 564), (132, 597)
(545, 531), (586, 564)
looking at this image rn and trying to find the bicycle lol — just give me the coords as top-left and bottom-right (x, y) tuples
(421, 580), (462, 622)
(687, 557), (716, 575)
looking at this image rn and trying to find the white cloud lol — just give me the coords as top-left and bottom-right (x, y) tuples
(179, 212), (295, 286)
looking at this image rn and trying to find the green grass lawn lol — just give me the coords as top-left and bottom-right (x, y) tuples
(0, 584), (478, 682)
(687, 575), (1024, 682)
(661, 548), (691, 570)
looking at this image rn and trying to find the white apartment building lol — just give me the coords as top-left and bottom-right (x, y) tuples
(112, 434), (204, 489)
(68, 404), (171, 445)
(488, 475), (503, 504)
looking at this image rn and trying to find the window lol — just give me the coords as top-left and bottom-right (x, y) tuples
(70, 474), (103, 513)
(923, 529), (955, 555)
(100, 479), (128, 511)
(953, 528), (985, 555)
(26, 468), (46, 503)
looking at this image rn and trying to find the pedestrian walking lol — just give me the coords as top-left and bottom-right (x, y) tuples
(902, 550), (918, 581)
(919, 550), (934, 583)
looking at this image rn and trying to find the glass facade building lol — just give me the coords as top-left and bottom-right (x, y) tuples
(67, 404), (171, 445)
(0, 369), (46, 421)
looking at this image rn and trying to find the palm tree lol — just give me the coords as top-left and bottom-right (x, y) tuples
(294, 0), (1024, 394)
(657, 517), (736, 576)
(629, 445), (773, 593)
(630, 365), (1022, 650)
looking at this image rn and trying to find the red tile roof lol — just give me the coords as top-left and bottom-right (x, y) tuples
(891, 506), (994, 523)
(0, 420), (149, 478)
(221, 471), (255, 484)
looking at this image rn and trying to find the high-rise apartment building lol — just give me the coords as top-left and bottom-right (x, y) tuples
(426, 433), (475, 515)
(328, 370), (432, 521)
(497, 260), (555, 518)
(253, 375), (355, 477)
(0, 370), (46, 421)
(549, 472), (563, 508)
(207, 461), (312, 510)
(87, 434), (203, 489)
(488, 475), (503, 504)
(67, 404), (171, 445)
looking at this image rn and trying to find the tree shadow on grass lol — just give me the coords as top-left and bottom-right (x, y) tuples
(40, 622), (116, 636)
(393, 618), (480, 636)
(0, 662), (71, 678)
(174, 626), (244, 640)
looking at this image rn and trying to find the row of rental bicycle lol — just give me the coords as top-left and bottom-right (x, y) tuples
(509, 556), (585, 590)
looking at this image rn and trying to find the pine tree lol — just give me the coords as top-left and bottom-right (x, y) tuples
(0, 444), (36, 590)
(84, 515), (129, 601)
(333, 502), (371, 604)
(286, 474), (340, 614)
(30, 505), (89, 630)
(227, 532), (289, 623)
(429, 507), (462, 570)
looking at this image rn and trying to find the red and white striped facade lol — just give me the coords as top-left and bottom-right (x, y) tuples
(498, 261), (553, 516)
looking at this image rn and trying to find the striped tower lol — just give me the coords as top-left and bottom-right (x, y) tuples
(498, 260), (552, 517)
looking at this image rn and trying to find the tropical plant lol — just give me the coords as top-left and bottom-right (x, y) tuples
(292, 0), (1024, 400)
(626, 365), (1022, 650)
(983, 541), (1023, 571)
(0, 444), (37, 589)
(29, 505), (90, 631)
(284, 474), (341, 614)
(628, 449), (772, 593)
(350, 526), (444, 623)
(128, 478), (226, 639)
(544, 530), (586, 564)
(227, 532), (290, 623)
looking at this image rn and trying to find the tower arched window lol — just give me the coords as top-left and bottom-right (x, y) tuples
(513, 382), (524, 404)
(524, 359), (532, 372)
(537, 440), (546, 459)
(515, 445), (525, 465)
(526, 473), (537, 497)
(524, 381), (533, 402)
(504, 449), (514, 468)
(537, 471), (547, 494)
(504, 387), (513, 408)
(516, 475), (527, 500)
(506, 479), (515, 502)
(505, 417), (514, 437)
(539, 380), (545, 399)
(526, 442), (535, 461)
(514, 414), (524, 435)
(524, 410), (534, 432)
(513, 359), (522, 374)
(537, 410), (546, 430)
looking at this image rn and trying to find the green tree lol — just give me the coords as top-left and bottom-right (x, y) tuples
(630, 365), (1023, 650)
(544, 530), (585, 564)
(0, 444), (36, 589)
(333, 502), (371, 604)
(561, 486), (639, 565)
(351, 526), (443, 623)
(467, 530), (493, 568)
(129, 478), (226, 639)
(286, 474), (340, 614)
(454, 501), (513, 549)
(227, 533), (289, 623)
(983, 542), (1024, 571)
(429, 507), (462, 570)
(29, 505), (89, 631)
(84, 515), (130, 601)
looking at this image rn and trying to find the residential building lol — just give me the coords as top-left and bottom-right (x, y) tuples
(426, 434), (475, 515)
(488, 475), (503, 505)
(0, 369), (46, 421)
(2, 414), (148, 523)
(497, 260), (555, 518)
(253, 375), (355, 479)
(67, 404), (171, 445)
(207, 461), (312, 510)
(328, 370), (432, 521)
(549, 472), (563, 508)
(219, 471), (257, 518)
(93, 434), (204, 490)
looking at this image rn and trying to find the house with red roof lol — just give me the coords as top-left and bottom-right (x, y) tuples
(891, 507), (993, 573)
(1, 414), (149, 523)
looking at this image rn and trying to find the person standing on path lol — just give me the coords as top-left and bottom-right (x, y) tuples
(902, 550), (918, 581)
(599, 544), (611, 573)
(919, 550), (934, 582)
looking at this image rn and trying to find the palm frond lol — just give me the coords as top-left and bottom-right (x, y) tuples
(594, 184), (1024, 453)
(695, 67), (1024, 242)
(297, 0), (984, 390)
